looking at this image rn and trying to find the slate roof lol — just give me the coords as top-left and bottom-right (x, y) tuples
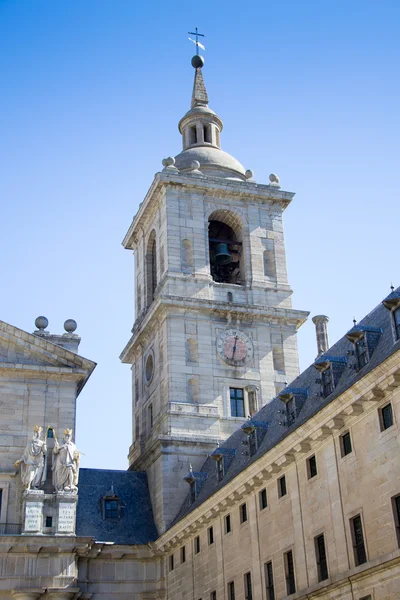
(172, 288), (400, 527)
(76, 468), (158, 544)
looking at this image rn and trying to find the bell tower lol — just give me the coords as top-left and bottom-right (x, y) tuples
(120, 52), (309, 533)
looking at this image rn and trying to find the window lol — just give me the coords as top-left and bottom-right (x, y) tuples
(392, 495), (400, 547)
(45, 516), (52, 528)
(225, 513), (231, 534)
(148, 404), (153, 429)
(248, 389), (257, 415)
(146, 231), (157, 306)
(194, 535), (201, 554)
(190, 481), (196, 505)
(228, 581), (235, 600)
(230, 388), (245, 417)
(351, 515), (367, 565)
(264, 561), (275, 600)
(210, 592), (216, 600)
(208, 526), (214, 545)
(359, 596), (372, 600)
(249, 430), (257, 456)
(286, 398), (296, 426)
(259, 488), (268, 510)
(278, 475), (287, 498)
(169, 554), (174, 571)
(180, 546), (186, 563)
(394, 307), (400, 340)
(216, 457), (224, 482)
(272, 346), (284, 372)
(240, 502), (248, 523)
(315, 534), (328, 581)
(203, 124), (211, 143)
(104, 498), (119, 520)
(341, 432), (352, 457)
(244, 572), (253, 600)
(355, 339), (368, 369)
(190, 125), (197, 144)
(307, 455), (318, 479)
(321, 367), (334, 397)
(380, 403), (393, 431)
(284, 550), (296, 594)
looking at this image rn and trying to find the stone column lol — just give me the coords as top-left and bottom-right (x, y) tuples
(55, 492), (78, 535)
(22, 490), (45, 535)
(11, 590), (45, 600)
(312, 315), (329, 357)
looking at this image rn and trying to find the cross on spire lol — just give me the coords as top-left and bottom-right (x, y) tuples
(188, 27), (205, 55)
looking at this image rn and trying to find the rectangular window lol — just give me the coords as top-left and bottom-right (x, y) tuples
(249, 430), (257, 456)
(230, 388), (245, 417)
(284, 550), (296, 594)
(341, 431), (352, 457)
(351, 515), (367, 565)
(225, 513), (231, 533)
(240, 502), (248, 523)
(195, 535), (201, 554)
(190, 481), (196, 505)
(278, 475), (287, 498)
(286, 398), (296, 426)
(208, 526), (214, 545)
(355, 339), (368, 369)
(359, 596), (372, 600)
(210, 592), (217, 600)
(394, 307), (400, 340)
(216, 458), (224, 482)
(380, 403), (394, 431)
(392, 494), (400, 547)
(244, 572), (253, 600)
(181, 545), (186, 563)
(45, 516), (52, 528)
(148, 403), (153, 429)
(264, 561), (275, 600)
(307, 455), (318, 479)
(228, 581), (235, 600)
(104, 498), (119, 520)
(321, 367), (334, 397)
(169, 554), (174, 571)
(315, 534), (328, 581)
(259, 488), (268, 510)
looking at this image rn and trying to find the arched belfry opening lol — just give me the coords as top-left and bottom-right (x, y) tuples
(208, 210), (243, 285)
(146, 230), (157, 306)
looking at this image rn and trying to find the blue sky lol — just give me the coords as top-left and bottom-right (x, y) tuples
(1, 0), (399, 469)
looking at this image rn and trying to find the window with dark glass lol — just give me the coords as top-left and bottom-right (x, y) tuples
(315, 534), (328, 581)
(259, 488), (268, 510)
(264, 561), (275, 600)
(208, 526), (214, 545)
(286, 398), (296, 426)
(181, 546), (186, 563)
(392, 495), (400, 547)
(169, 554), (174, 571)
(240, 502), (248, 523)
(225, 513), (231, 533)
(230, 388), (245, 417)
(351, 515), (367, 565)
(249, 430), (257, 456)
(190, 481), (196, 505)
(278, 475), (287, 498)
(307, 455), (317, 479)
(104, 498), (119, 520)
(244, 572), (253, 600)
(321, 367), (334, 398)
(380, 403), (394, 431)
(45, 516), (52, 528)
(341, 432), (352, 457)
(148, 403), (153, 429)
(394, 307), (400, 340)
(284, 550), (296, 594)
(210, 592), (216, 600)
(216, 457), (224, 482)
(355, 339), (368, 369)
(195, 535), (200, 554)
(228, 581), (235, 600)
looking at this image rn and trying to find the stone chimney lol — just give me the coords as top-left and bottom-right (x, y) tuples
(33, 317), (81, 353)
(312, 315), (329, 358)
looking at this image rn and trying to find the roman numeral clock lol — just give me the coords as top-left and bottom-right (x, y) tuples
(217, 329), (254, 366)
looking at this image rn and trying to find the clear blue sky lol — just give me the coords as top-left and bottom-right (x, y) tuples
(1, 0), (399, 469)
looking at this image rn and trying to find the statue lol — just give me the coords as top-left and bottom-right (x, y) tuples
(15, 426), (47, 490)
(52, 429), (80, 493)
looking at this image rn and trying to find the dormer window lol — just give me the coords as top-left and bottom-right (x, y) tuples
(102, 496), (120, 520)
(184, 469), (208, 505)
(210, 447), (236, 482)
(394, 307), (400, 340)
(382, 290), (400, 341)
(241, 420), (269, 457)
(314, 357), (347, 398)
(346, 326), (382, 370)
(278, 388), (308, 426)
(355, 339), (368, 369)
(321, 367), (334, 398)
(216, 457), (224, 482)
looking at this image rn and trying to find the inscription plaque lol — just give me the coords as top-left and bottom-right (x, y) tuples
(24, 501), (43, 532)
(58, 502), (76, 533)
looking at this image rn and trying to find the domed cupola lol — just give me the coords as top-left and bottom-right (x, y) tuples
(175, 54), (248, 180)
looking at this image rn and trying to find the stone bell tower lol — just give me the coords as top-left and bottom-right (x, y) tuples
(120, 53), (309, 533)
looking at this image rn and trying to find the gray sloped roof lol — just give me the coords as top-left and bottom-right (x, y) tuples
(172, 288), (400, 527)
(76, 468), (158, 544)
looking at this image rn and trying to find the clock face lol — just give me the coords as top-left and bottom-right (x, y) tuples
(216, 329), (253, 366)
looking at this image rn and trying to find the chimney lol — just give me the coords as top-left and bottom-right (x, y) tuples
(33, 317), (81, 353)
(312, 315), (329, 358)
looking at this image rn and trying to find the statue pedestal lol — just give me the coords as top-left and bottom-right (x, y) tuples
(55, 492), (78, 535)
(22, 490), (45, 535)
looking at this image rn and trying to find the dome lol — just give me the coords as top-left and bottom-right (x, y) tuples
(174, 146), (247, 180)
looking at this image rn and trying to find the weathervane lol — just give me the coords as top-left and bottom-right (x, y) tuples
(188, 27), (206, 55)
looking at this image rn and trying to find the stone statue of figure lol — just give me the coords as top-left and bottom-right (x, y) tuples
(52, 428), (80, 493)
(15, 425), (47, 490)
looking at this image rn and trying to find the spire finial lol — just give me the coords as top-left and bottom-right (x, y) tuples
(188, 27), (205, 57)
(390, 283), (395, 292)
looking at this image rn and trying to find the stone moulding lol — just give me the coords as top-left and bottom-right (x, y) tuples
(156, 358), (400, 552)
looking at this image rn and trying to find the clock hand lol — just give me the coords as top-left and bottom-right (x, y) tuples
(232, 335), (238, 360)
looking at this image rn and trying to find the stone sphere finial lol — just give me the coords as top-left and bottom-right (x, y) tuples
(245, 169), (254, 180)
(64, 319), (77, 333)
(35, 316), (48, 331)
(162, 157), (175, 167)
(269, 173), (280, 185)
(190, 160), (201, 171)
(191, 55), (205, 69)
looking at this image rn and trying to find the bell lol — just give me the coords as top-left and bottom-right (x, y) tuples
(213, 242), (232, 265)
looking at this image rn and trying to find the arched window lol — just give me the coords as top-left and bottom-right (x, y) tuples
(188, 378), (199, 403)
(208, 210), (243, 285)
(146, 231), (157, 306)
(186, 338), (198, 363)
(181, 239), (194, 272)
(264, 248), (276, 279)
